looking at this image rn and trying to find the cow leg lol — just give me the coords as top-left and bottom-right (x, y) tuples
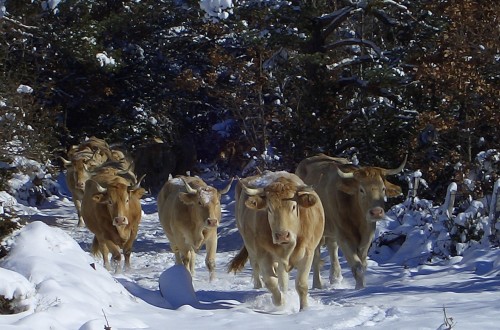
(123, 249), (131, 271)
(325, 237), (343, 284)
(358, 234), (374, 271)
(171, 244), (183, 265)
(75, 200), (85, 227)
(175, 240), (195, 276)
(179, 244), (195, 277)
(277, 261), (288, 292)
(260, 258), (283, 307)
(249, 256), (262, 289)
(340, 242), (365, 289)
(107, 242), (122, 274)
(204, 234), (217, 282)
(246, 248), (263, 289)
(123, 240), (133, 271)
(122, 230), (138, 271)
(312, 241), (323, 289)
(295, 252), (315, 311)
(188, 248), (196, 276)
(98, 241), (111, 271)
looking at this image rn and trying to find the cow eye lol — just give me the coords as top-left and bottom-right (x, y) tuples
(360, 187), (366, 194)
(108, 200), (113, 205)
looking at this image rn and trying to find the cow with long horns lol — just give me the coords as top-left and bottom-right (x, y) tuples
(81, 172), (145, 272)
(295, 153), (406, 289)
(158, 175), (234, 281)
(228, 171), (325, 311)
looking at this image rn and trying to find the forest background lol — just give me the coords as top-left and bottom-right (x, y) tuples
(1, 0), (499, 211)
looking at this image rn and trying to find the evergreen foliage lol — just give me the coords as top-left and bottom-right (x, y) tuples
(0, 0), (498, 203)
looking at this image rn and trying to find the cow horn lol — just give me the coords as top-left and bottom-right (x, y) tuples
(384, 153), (408, 176)
(94, 181), (107, 193)
(129, 173), (146, 190)
(337, 167), (354, 179)
(219, 177), (235, 195)
(59, 157), (72, 167)
(181, 177), (198, 194)
(117, 163), (135, 177)
(240, 181), (264, 196)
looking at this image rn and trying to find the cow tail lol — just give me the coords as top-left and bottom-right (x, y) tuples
(90, 236), (101, 257)
(227, 245), (249, 274)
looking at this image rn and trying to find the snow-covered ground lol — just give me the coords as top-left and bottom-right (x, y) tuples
(1, 172), (499, 330)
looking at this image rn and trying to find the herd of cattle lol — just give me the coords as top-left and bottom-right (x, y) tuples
(60, 137), (407, 311)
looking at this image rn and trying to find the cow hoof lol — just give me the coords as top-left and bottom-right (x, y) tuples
(329, 275), (343, 286)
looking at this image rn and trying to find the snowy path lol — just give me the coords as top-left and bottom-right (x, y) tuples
(13, 180), (500, 330)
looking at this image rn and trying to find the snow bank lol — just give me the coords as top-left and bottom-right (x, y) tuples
(0, 222), (139, 329)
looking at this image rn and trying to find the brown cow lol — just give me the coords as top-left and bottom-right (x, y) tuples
(81, 173), (145, 272)
(295, 153), (406, 289)
(228, 171), (325, 311)
(61, 138), (126, 226)
(132, 137), (198, 194)
(158, 175), (233, 281)
(61, 151), (109, 226)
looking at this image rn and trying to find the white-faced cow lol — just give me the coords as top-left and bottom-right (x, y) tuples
(228, 171), (325, 311)
(295, 153), (406, 289)
(81, 173), (145, 272)
(158, 175), (233, 281)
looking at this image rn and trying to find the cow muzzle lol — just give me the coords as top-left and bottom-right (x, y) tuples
(113, 216), (129, 226)
(76, 181), (85, 190)
(368, 207), (385, 221)
(205, 218), (219, 228)
(273, 231), (291, 245)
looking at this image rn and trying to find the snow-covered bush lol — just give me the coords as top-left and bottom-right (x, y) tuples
(5, 157), (59, 207)
(372, 169), (496, 267)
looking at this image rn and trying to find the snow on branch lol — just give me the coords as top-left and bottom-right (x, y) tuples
(1, 16), (39, 30)
(323, 38), (383, 57)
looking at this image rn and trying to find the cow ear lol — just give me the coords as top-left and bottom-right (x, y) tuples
(179, 192), (197, 205)
(131, 187), (146, 199)
(297, 192), (318, 208)
(245, 196), (266, 210)
(384, 179), (402, 198)
(92, 193), (106, 203)
(337, 180), (357, 195)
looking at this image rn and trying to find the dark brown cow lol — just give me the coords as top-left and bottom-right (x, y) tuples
(81, 173), (145, 272)
(228, 171), (325, 310)
(295, 153), (406, 289)
(132, 138), (197, 194)
(158, 175), (233, 281)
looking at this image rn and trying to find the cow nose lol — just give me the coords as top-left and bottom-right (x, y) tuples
(206, 218), (218, 227)
(274, 231), (290, 244)
(369, 207), (385, 219)
(113, 216), (129, 226)
(76, 181), (85, 189)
